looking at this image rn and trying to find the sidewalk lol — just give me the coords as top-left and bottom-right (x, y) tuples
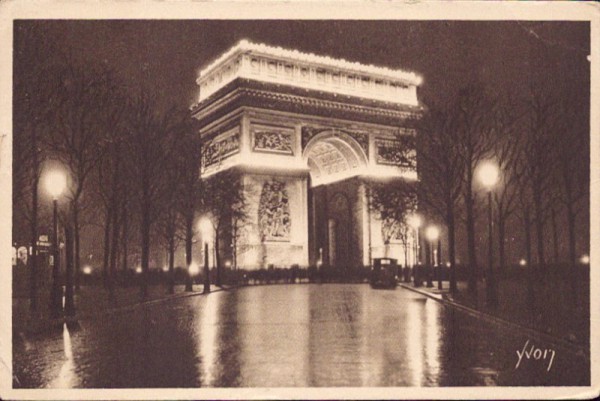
(398, 278), (590, 355)
(12, 283), (235, 335)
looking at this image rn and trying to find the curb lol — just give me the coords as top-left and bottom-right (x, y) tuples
(398, 283), (589, 359)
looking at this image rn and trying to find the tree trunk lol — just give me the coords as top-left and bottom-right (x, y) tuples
(109, 197), (120, 301)
(102, 211), (111, 289)
(534, 194), (545, 274)
(551, 206), (559, 265)
(447, 205), (458, 294)
(64, 223), (75, 317)
(121, 202), (128, 273)
(29, 167), (39, 315)
(497, 215), (506, 272)
(524, 207), (535, 308)
(185, 215), (193, 292)
(465, 189), (478, 294)
(215, 227), (222, 287)
(168, 231), (175, 294)
(73, 205), (81, 291)
(140, 204), (150, 300)
(566, 202), (578, 305)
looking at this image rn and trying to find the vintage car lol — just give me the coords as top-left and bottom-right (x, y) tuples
(370, 258), (398, 289)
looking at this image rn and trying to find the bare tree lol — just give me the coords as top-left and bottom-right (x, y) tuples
(454, 84), (495, 295)
(416, 101), (464, 293)
(521, 87), (557, 274)
(46, 63), (126, 298)
(554, 91), (589, 305)
(201, 169), (248, 287)
(489, 96), (524, 272)
(13, 23), (64, 314)
(175, 119), (203, 292)
(127, 93), (180, 299)
(368, 180), (417, 259)
(155, 117), (193, 294)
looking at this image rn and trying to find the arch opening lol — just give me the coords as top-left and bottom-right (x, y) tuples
(303, 131), (368, 187)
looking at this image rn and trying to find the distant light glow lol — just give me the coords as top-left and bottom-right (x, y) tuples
(189, 262), (200, 276)
(425, 226), (440, 242)
(519, 259), (527, 267)
(408, 214), (422, 229)
(445, 262), (451, 268)
(45, 170), (67, 199)
(478, 161), (499, 189)
(580, 254), (590, 264)
(82, 265), (92, 275)
(198, 217), (213, 238)
(135, 266), (142, 274)
(162, 265), (169, 272)
(225, 260), (231, 268)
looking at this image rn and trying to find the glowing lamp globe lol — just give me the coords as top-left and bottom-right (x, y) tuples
(45, 171), (67, 199)
(425, 226), (440, 242)
(478, 162), (499, 189)
(408, 214), (422, 229)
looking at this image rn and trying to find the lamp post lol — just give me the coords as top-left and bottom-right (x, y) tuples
(199, 217), (212, 294)
(425, 225), (441, 289)
(478, 161), (499, 308)
(408, 214), (422, 287)
(46, 170), (66, 319)
(425, 225), (439, 289)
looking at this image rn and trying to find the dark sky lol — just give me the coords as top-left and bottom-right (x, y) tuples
(15, 20), (591, 263)
(23, 20), (590, 110)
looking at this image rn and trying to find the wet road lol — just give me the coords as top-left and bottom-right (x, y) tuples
(13, 284), (589, 388)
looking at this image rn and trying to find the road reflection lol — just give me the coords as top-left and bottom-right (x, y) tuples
(13, 284), (589, 388)
(48, 323), (76, 388)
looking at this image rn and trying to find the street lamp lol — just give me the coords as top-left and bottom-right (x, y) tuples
(46, 170), (67, 319)
(199, 217), (212, 294)
(425, 225), (441, 289)
(478, 161), (499, 308)
(408, 214), (422, 287)
(425, 225), (439, 288)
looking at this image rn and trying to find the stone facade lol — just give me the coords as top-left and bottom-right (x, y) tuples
(192, 41), (422, 270)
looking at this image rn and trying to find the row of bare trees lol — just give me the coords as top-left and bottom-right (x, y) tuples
(416, 82), (588, 305)
(13, 25), (227, 315)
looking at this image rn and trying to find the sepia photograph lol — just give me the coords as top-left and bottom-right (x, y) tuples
(1, 1), (598, 399)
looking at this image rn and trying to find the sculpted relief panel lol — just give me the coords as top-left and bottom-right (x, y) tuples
(202, 129), (240, 168)
(375, 134), (416, 168)
(253, 129), (294, 155)
(381, 217), (409, 244)
(301, 126), (369, 157)
(259, 180), (291, 242)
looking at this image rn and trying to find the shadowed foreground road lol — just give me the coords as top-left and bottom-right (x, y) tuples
(13, 284), (589, 388)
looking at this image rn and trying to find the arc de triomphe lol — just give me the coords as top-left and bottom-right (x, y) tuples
(191, 41), (422, 271)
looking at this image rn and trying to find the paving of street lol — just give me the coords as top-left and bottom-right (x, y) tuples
(13, 284), (589, 388)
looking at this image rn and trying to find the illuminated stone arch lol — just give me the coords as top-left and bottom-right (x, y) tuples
(302, 130), (368, 187)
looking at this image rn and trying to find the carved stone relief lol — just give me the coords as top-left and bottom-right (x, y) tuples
(381, 217), (408, 244)
(253, 130), (294, 155)
(301, 126), (369, 156)
(202, 129), (240, 168)
(258, 180), (291, 242)
(375, 136), (416, 168)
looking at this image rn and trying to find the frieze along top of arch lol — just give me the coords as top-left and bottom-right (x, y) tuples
(196, 40), (422, 107)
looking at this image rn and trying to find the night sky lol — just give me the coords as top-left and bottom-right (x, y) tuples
(14, 20), (591, 263)
(23, 20), (590, 109)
